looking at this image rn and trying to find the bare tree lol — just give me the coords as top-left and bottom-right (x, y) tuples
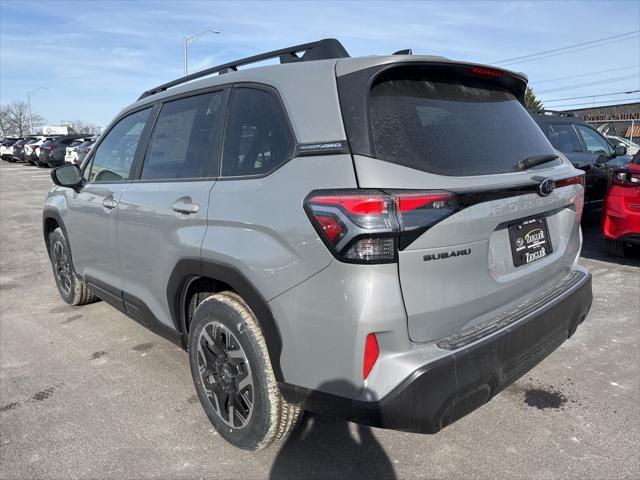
(0, 101), (44, 136)
(68, 120), (100, 135)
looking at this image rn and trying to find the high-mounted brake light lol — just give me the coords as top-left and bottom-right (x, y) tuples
(612, 169), (640, 187)
(469, 66), (503, 78)
(305, 190), (460, 263)
(556, 174), (585, 188)
(363, 333), (379, 380)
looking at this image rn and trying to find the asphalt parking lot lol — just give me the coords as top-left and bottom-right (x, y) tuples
(0, 160), (638, 480)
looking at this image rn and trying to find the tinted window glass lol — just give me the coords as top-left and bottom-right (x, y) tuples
(369, 69), (555, 176)
(222, 88), (295, 177)
(87, 108), (150, 182)
(576, 125), (612, 155)
(546, 124), (582, 152)
(141, 92), (224, 180)
(69, 140), (83, 148)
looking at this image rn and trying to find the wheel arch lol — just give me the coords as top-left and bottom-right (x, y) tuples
(167, 258), (285, 381)
(42, 210), (66, 256)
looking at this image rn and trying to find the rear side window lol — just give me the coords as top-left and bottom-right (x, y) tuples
(575, 125), (612, 155)
(221, 87), (295, 177)
(547, 124), (582, 152)
(87, 108), (150, 182)
(369, 69), (555, 176)
(141, 91), (225, 180)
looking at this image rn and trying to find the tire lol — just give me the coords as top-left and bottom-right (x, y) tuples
(188, 291), (301, 451)
(48, 227), (98, 305)
(603, 238), (626, 257)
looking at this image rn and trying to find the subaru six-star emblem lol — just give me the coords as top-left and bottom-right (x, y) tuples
(538, 178), (555, 197)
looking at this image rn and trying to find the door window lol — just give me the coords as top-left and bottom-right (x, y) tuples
(547, 124), (583, 152)
(141, 92), (225, 180)
(221, 88), (295, 177)
(87, 108), (151, 182)
(575, 125), (612, 155)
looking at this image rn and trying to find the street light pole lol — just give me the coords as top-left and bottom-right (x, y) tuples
(27, 87), (47, 135)
(183, 28), (220, 76)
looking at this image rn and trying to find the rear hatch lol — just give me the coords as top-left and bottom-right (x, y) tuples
(337, 60), (585, 343)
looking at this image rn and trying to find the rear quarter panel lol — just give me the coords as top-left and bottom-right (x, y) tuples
(202, 154), (358, 301)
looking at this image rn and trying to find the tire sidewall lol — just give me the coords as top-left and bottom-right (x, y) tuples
(49, 228), (80, 305)
(188, 295), (277, 451)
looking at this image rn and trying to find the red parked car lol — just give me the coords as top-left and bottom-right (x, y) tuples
(601, 153), (640, 256)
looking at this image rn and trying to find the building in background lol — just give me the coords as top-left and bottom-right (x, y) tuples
(564, 102), (640, 144)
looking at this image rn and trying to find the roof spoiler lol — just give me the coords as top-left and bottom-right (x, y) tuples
(138, 38), (350, 100)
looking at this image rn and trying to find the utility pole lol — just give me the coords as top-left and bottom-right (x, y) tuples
(183, 29), (220, 76)
(27, 87), (47, 134)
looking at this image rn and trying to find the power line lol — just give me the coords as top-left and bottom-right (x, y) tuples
(493, 30), (639, 65)
(499, 37), (640, 66)
(543, 90), (640, 103)
(533, 65), (640, 84)
(550, 98), (640, 109)
(536, 74), (639, 94)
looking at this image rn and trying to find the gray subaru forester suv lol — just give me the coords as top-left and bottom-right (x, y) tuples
(44, 39), (592, 451)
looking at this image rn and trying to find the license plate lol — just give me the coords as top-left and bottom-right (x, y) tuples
(508, 216), (553, 267)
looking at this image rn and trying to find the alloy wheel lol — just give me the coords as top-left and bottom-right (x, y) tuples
(197, 321), (254, 429)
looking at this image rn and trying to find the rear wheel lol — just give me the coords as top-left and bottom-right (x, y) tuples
(49, 227), (97, 305)
(603, 238), (625, 257)
(188, 291), (301, 450)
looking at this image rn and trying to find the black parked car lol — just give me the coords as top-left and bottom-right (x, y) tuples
(37, 134), (86, 168)
(11, 137), (39, 162)
(534, 111), (629, 210)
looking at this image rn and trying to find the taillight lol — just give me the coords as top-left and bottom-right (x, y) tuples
(363, 333), (379, 380)
(612, 169), (640, 187)
(556, 174), (585, 188)
(305, 189), (460, 263)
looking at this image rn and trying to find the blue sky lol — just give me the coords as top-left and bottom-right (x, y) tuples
(1, 0), (639, 128)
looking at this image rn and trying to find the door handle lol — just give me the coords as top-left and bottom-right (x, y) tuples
(172, 199), (200, 215)
(103, 197), (118, 209)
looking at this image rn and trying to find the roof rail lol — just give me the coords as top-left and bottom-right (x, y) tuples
(138, 38), (350, 100)
(538, 109), (576, 117)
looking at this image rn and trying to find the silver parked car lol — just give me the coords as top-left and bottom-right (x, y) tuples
(43, 39), (592, 451)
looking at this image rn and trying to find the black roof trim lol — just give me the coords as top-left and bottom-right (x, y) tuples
(536, 109), (577, 118)
(138, 38), (350, 100)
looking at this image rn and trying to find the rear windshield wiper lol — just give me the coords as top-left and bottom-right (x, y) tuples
(514, 154), (559, 171)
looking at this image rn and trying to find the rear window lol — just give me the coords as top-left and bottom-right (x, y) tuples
(69, 140), (83, 147)
(369, 69), (555, 176)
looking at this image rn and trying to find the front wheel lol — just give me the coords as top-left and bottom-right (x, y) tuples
(188, 291), (301, 451)
(49, 227), (98, 305)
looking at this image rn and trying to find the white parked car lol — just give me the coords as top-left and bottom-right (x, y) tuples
(607, 135), (639, 155)
(64, 138), (86, 164)
(24, 136), (47, 157)
(25, 137), (55, 165)
(1, 137), (21, 160)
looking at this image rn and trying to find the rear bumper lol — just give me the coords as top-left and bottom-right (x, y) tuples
(282, 268), (592, 433)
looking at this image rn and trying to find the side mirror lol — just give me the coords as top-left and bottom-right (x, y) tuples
(51, 164), (83, 189)
(614, 145), (627, 156)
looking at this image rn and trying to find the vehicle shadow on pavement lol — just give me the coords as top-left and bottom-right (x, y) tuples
(579, 211), (640, 266)
(269, 381), (396, 480)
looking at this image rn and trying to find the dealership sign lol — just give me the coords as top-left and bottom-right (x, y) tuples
(584, 112), (640, 122)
